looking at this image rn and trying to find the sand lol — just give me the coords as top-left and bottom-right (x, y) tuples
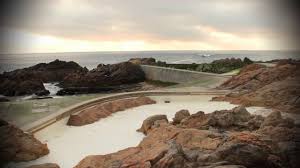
(7, 95), (273, 168)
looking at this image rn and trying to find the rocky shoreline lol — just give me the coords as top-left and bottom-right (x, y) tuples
(129, 57), (254, 74)
(213, 59), (300, 114)
(74, 106), (299, 168)
(0, 57), (253, 98)
(0, 58), (299, 168)
(0, 60), (146, 97)
(72, 59), (299, 168)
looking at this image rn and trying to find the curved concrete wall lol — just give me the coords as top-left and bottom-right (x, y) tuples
(22, 90), (229, 133)
(141, 65), (231, 87)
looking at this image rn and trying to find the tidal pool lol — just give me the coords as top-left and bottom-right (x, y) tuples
(8, 95), (272, 168)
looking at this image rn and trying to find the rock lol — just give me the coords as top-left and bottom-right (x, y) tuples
(256, 126), (297, 142)
(216, 143), (269, 168)
(56, 87), (115, 95)
(75, 125), (222, 168)
(0, 59), (87, 96)
(232, 106), (251, 122)
(0, 79), (47, 96)
(74, 106), (295, 168)
(238, 63), (265, 74)
(207, 165), (247, 168)
(62, 62), (145, 88)
(181, 106), (252, 131)
(26, 163), (60, 168)
(260, 111), (294, 128)
(137, 115), (168, 134)
(215, 61), (300, 114)
(180, 111), (212, 129)
(276, 141), (300, 168)
(243, 57), (253, 65)
(151, 140), (187, 167)
(0, 97), (9, 102)
(195, 58), (253, 74)
(128, 58), (156, 65)
(175, 129), (223, 150)
(35, 90), (50, 96)
(68, 97), (156, 126)
(172, 109), (190, 124)
(0, 119), (49, 164)
(246, 115), (265, 131)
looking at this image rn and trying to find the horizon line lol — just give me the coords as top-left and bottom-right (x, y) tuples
(1, 49), (299, 55)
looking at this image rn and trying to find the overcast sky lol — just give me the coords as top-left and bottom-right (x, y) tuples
(0, 0), (299, 53)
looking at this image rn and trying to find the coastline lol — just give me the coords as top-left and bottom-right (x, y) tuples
(1, 57), (300, 168)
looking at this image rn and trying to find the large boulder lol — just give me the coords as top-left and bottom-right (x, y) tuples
(0, 79), (47, 96)
(0, 119), (49, 164)
(181, 106), (252, 130)
(68, 97), (156, 126)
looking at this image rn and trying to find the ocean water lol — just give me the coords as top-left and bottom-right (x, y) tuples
(0, 50), (299, 73)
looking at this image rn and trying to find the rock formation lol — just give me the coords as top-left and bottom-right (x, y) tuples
(74, 107), (299, 168)
(128, 58), (156, 65)
(67, 97), (156, 126)
(58, 62), (146, 95)
(153, 57), (253, 74)
(213, 61), (300, 113)
(0, 119), (49, 165)
(172, 109), (190, 124)
(0, 59), (87, 96)
(0, 60), (146, 96)
(196, 57), (253, 74)
(62, 62), (145, 87)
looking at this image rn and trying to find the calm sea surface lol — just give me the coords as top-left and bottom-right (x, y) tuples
(0, 50), (299, 73)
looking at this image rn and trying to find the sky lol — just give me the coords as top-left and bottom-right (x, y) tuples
(0, 0), (299, 53)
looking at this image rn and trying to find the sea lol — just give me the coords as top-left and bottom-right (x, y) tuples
(0, 50), (299, 73)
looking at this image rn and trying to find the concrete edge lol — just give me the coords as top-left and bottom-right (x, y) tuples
(141, 65), (233, 78)
(22, 90), (229, 133)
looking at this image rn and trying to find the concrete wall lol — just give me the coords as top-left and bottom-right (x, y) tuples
(141, 65), (231, 86)
(23, 90), (229, 133)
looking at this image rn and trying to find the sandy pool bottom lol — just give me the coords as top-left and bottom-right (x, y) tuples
(8, 95), (273, 168)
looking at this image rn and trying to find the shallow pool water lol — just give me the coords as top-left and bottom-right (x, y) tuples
(7, 95), (272, 168)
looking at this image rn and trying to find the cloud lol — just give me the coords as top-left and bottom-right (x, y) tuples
(1, 0), (299, 52)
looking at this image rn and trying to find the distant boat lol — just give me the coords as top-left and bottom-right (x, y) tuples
(195, 53), (211, 57)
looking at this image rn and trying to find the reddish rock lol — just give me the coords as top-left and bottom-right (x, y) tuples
(215, 62), (300, 114)
(172, 109), (190, 124)
(26, 163), (60, 168)
(0, 119), (49, 164)
(74, 106), (298, 168)
(260, 111), (294, 128)
(67, 97), (156, 126)
(180, 106), (252, 131)
(137, 114), (168, 135)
